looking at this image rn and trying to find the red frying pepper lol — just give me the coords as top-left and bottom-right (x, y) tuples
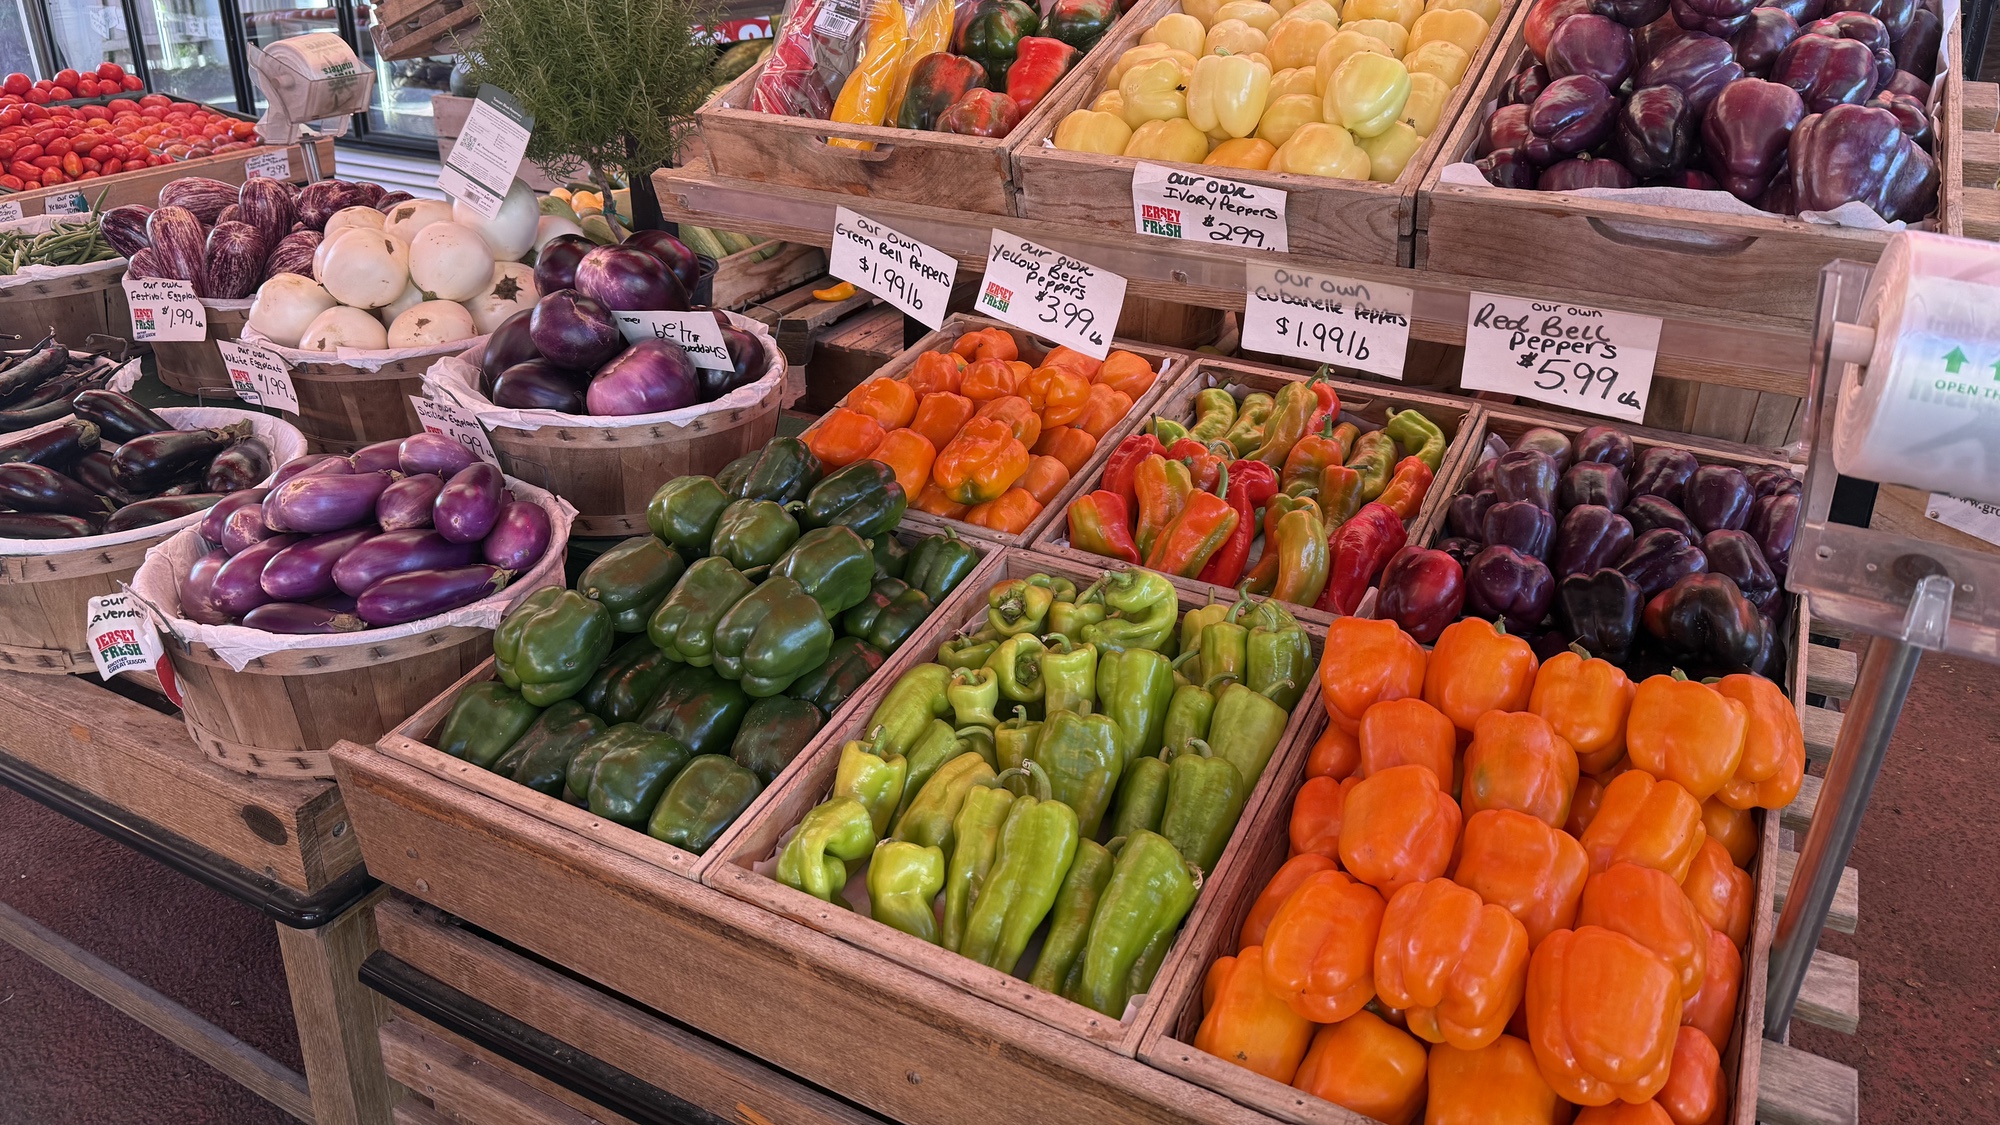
(1316, 501), (1408, 615)
(1304, 368), (1341, 435)
(1167, 437), (1224, 494)
(1199, 459), (1280, 588)
(1146, 465), (1240, 578)
(1067, 490), (1140, 563)
(1102, 432), (1166, 511)
(1006, 36), (1079, 116)
(1377, 455), (1435, 521)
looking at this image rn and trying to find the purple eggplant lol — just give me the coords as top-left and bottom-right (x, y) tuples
(1864, 89), (1931, 147)
(220, 505), (278, 554)
(530, 290), (623, 373)
(331, 530), (478, 597)
(1748, 490), (1800, 578)
(1556, 505), (1636, 575)
(1465, 545), (1556, 633)
(1573, 425), (1635, 471)
(241, 602), (365, 634)
(1733, 6), (1800, 74)
(1484, 104), (1538, 158)
(180, 548), (233, 625)
(260, 528), (378, 601)
(1686, 464), (1755, 531)
(0, 512), (98, 538)
(481, 309), (541, 393)
(532, 235), (595, 296)
(1478, 148), (1542, 189)
(703, 315), (767, 401)
(314, 592), (359, 613)
(264, 470), (396, 534)
(1772, 32), (1878, 110)
(1597, 0), (1672, 26)
(587, 339), (701, 416)
(0, 418), (98, 469)
(75, 451), (142, 506)
(72, 390), (171, 443)
(1625, 493), (1699, 538)
(270, 453), (352, 487)
(1893, 6), (1940, 82)
(112, 422), (253, 494)
(575, 245), (690, 313)
(1758, 0), (1823, 22)
(1560, 461), (1630, 510)
(350, 438), (406, 473)
(1631, 446), (1699, 503)
(1640, 33), (1746, 115)
(1673, 0), (1755, 38)
(399, 432), (479, 478)
(104, 494), (224, 533)
(1617, 526), (1710, 596)
(624, 229), (700, 293)
(355, 565), (513, 627)
(1503, 64), (1554, 106)
(1791, 102), (1937, 220)
(1493, 449), (1561, 510)
(1548, 14), (1637, 85)
(1541, 154), (1640, 189)
(1616, 84), (1695, 177)
(1747, 466), (1801, 497)
(1448, 489), (1499, 540)
(211, 533), (299, 618)
(205, 437), (273, 492)
(492, 359), (588, 412)
(199, 488), (270, 543)
(377, 473), (446, 530)
(1703, 528), (1779, 611)
(1484, 501), (1558, 558)
(237, 177), (295, 256)
(0, 462), (112, 516)
(1704, 78), (1808, 199)
(1525, 75), (1619, 162)
(434, 462), (505, 544)
(483, 499), (552, 570)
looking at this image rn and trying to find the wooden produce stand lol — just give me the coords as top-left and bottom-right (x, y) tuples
(0, 134), (337, 219)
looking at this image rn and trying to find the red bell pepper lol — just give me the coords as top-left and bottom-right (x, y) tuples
(1199, 459), (1279, 588)
(1006, 36), (1079, 116)
(938, 88), (1022, 138)
(1373, 546), (1465, 644)
(1316, 501), (1408, 615)
(1102, 432), (1165, 511)
(1068, 490), (1140, 563)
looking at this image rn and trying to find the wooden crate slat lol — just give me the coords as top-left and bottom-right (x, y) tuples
(1773, 849), (1859, 935)
(380, 1019), (619, 1125)
(1794, 949), (1862, 1036)
(1966, 81), (1999, 132)
(1758, 1041), (1860, 1125)
(1781, 773), (1823, 835)
(1964, 129), (2000, 188)
(1808, 644), (1860, 700)
(1802, 706), (1842, 762)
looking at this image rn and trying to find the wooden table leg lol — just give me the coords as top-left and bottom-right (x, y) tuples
(277, 886), (400, 1125)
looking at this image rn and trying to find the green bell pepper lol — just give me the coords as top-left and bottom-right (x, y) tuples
(893, 750), (997, 851)
(578, 635), (684, 724)
(985, 632), (1046, 703)
(1082, 568), (1178, 654)
(947, 666), (1001, 729)
(786, 636), (886, 717)
(1159, 671), (1220, 758)
(577, 535), (686, 633)
(1383, 408), (1447, 472)
(862, 663), (953, 761)
(801, 460), (908, 539)
(872, 533), (910, 580)
(995, 705), (1042, 773)
(566, 723), (618, 803)
(987, 577), (1054, 637)
(645, 753), (762, 853)
(833, 727), (908, 836)
(1159, 738), (1245, 874)
(1243, 595), (1311, 712)
(585, 725), (694, 828)
(435, 681), (541, 768)
(770, 525), (876, 620)
(1344, 430), (1397, 503)
(775, 796), (875, 902)
(1039, 700), (1124, 837)
(649, 556), (756, 667)
(639, 664), (753, 759)
(937, 629), (1000, 672)
(1109, 754), (1169, 839)
(494, 589), (615, 707)
(711, 576), (834, 697)
(499, 700), (606, 796)
(940, 771), (1018, 951)
(730, 695), (822, 783)
(841, 576), (933, 653)
(731, 436), (821, 503)
(716, 450), (757, 497)
(648, 475), (732, 557)
(1042, 0), (1116, 51)
(1207, 679), (1291, 788)
(1096, 646), (1176, 764)
(869, 840), (946, 942)
(956, 0), (1042, 86)
(1075, 830), (1199, 1017)
(1029, 837), (1115, 996)
(959, 761), (1078, 975)
(1039, 634), (1097, 717)
(904, 528), (980, 602)
(710, 498), (800, 573)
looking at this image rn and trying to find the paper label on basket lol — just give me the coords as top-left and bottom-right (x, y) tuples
(1241, 261), (1411, 380)
(85, 593), (163, 682)
(830, 206), (955, 330)
(122, 278), (206, 342)
(244, 148), (292, 180)
(217, 339), (300, 412)
(1460, 294), (1661, 423)
(1130, 163), (1289, 253)
(0, 200), (21, 223)
(410, 394), (498, 464)
(437, 84), (534, 221)
(612, 311), (731, 370)
(44, 190), (88, 215)
(976, 230), (1126, 360)
(1925, 493), (2000, 546)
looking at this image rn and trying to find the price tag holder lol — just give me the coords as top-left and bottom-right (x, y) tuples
(1461, 294), (1661, 423)
(976, 230), (1126, 360)
(830, 206), (956, 330)
(244, 148), (293, 180)
(611, 311), (732, 371)
(410, 394), (498, 464)
(0, 200), (21, 223)
(85, 593), (165, 684)
(122, 278), (207, 342)
(437, 84), (533, 221)
(217, 339), (300, 412)
(44, 190), (89, 215)
(1241, 261), (1412, 380)
(1131, 163), (1288, 253)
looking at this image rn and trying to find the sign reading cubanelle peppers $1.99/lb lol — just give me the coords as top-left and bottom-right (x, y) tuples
(976, 230), (1127, 360)
(1241, 261), (1412, 381)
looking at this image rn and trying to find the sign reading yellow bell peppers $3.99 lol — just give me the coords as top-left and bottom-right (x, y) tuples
(976, 230), (1127, 360)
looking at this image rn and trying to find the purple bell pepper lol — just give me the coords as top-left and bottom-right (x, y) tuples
(1515, 427), (1577, 473)
(1597, 0), (1672, 26)
(1687, 464), (1755, 532)
(1560, 460), (1631, 510)
(1673, 0), (1756, 38)
(1493, 449), (1562, 511)
(1548, 15), (1638, 86)
(1465, 545), (1557, 633)
(1747, 466), (1802, 497)
(1631, 446), (1700, 504)
(1732, 6), (1800, 75)
(1557, 567), (1646, 661)
(1703, 77), (1807, 199)
(1791, 102), (1938, 220)
(1703, 528), (1780, 612)
(1556, 504), (1637, 576)
(1478, 148), (1542, 189)
(1525, 75), (1620, 163)
(1484, 500), (1559, 559)
(1503, 63), (1553, 105)
(1802, 12), (1895, 88)
(1625, 494), (1699, 538)
(1573, 425), (1636, 471)
(1772, 32), (1879, 110)
(1639, 33), (1746, 115)
(1616, 84), (1695, 178)
(1375, 547), (1468, 645)
(1618, 526), (1711, 597)
(1540, 154), (1640, 189)
(1448, 488), (1500, 540)
(1748, 490), (1801, 579)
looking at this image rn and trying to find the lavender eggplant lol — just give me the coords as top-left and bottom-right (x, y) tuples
(1560, 460), (1630, 510)
(331, 530), (477, 597)
(202, 221), (266, 299)
(1484, 501), (1558, 558)
(71, 390), (171, 443)
(180, 548), (233, 625)
(237, 177), (295, 255)
(1548, 14), (1637, 86)
(1557, 568), (1646, 661)
(158, 177), (238, 224)
(112, 422), (253, 493)
(99, 204), (152, 259)
(211, 534), (299, 618)
(1748, 490), (1800, 578)
(103, 494), (225, 533)
(1617, 527), (1710, 596)
(0, 512), (98, 538)
(1631, 446), (1700, 503)
(270, 453), (351, 487)
(587, 339), (701, 416)
(533, 236), (595, 296)
(199, 487), (269, 542)
(433, 462), (505, 544)
(205, 437), (273, 492)
(1686, 464), (1754, 531)
(350, 438), (406, 473)
(1465, 545), (1557, 633)
(1573, 425), (1636, 471)
(241, 602), (365, 634)
(1616, 84), (1694, 177)
(220, 505), (279, 554)
(1625, 493), (1699, 538)
(0, 462), (113, 515)
(263, 470), (396, 534)
(1493, 449), (1561, 510)
(1448, 489), (1499, 540)
(145, 205), (206, 285)
(1639, 32), (1746, 115)
(377, 473), (446, 530)
(0, 419), (97, 468)
(1556, 505), (1636, 576)
(355, 565), (513, 627)
(264, 231), (320, 281)
(483, 499), (551, 570)
(1525, 75), (1619, 162)
(1703, 528), (1779, 610)
(260, 528), (378, 601)
(531, 289), (623, 371)
(399, 433), (479, 478)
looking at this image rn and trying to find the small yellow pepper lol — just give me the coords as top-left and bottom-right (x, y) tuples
(1267, 17), (1338, 68)
(1204, 18), (1269, 55)
(1143, 13), (1208, 56)
(1427, 0), (1503, 25)
(814, 280), (859, 300)
(1125, 117), (1213, 163)
(1315, 29), (1395, 91)
(1256, 92), (1322, 146)
(1328, 51), (1411, 137)
(1409, 8), (1490, 57)
(1188, 52), (1273, 138)
(1270, 66), (1318, 98)
(1276, 0), (1342, 26)
(1093, 88), (1128, 115)
(1120, 58), (1191, 129)
(1216, 0), (1282, 32)
(826, 0), (911, 150)
(1347, 0), (1423, 26)
(1404, 39), (1471, 85)
(1055, 109), (1135, 154)
(1206, 136), (1278, 167)
(1345, 18), (1410, 54)
(1357, 121), (1421, 180)
(1107, 43), (1196, 88)
(1399, 71), (1450, 134)
(1269, 121), (1370, 178)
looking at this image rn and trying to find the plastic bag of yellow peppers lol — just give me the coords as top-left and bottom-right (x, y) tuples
(1052, 0), (1500, 183)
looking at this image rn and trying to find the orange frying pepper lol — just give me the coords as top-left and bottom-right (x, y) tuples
(1456, 808), (1589, 949)
(910, 391), (976, 452)
(1712, 673), (1805, 811)
(1462, 710), (1580, 830)
(1338, 763), (1461, 897)
(1680, 925), (1740, 1052)
(1194, 947), (1317, 1083)
(1262, 868), (1386, 1023)
(1425, 617), (1540, 734)
(1306, 722), (1360, 780)
(1679, 838), (1751, 949)
(1577, 862), (1710, 1003)
(1358, 696), (1457, 790)
(1376, 877), (1531, 1051)
(933, 417), (1030, 505)
(1096, 348), (1159, 401)
(1018, 454), (1070, 507)
(872, 428), (937, 500)
(1530, 646), (1636, 775)
(1626, 672), (1748, 802)
(1288, 774), (1357, 860)
(1041, 344), (1101, 378)
(805, 408), (885, 469)
(960, 357), (1021, 402)
(975, 394), (1043, 449)
(1022, 364), (1092, 427)
(1574, 1103), (1675, 1125)
(1656, 1026), (1724, 1125)
(1699, 796), (1757, 869)
(1579, 769), (1707, 883)
(1318, 616), (1427, 734)
(913, 481), (971, 520)
(953, 327), (1018, 363)
(1239, 853), (1338, 949)
(965, 487), (1042, 535)
(1073, 382), (1134, 439)
(1426, 1036), (1568, 1125)
(904, 349), (965, 397)
(1291, 1012), (1429, 1125)
(1568, 773), (1607, 837)
(847, 375), (918, 431)
(1031, 425), (1098, 475)
(1526, 926), (1682, 1107)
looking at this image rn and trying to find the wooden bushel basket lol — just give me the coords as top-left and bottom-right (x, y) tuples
(151, 300), (251, 397)
(0, 262), (130, 350)
(247, 332), (492, 454)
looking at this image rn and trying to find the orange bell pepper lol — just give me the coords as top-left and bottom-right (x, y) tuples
(953, 327), (1018, 363)
(1568, 773), (1607, 837)
(912, 482), (971, 520)
(1041, 344), (1101, 378)
(965, 488), (1042, 535)
(1338, 763), (1461, 896)
(1288, 774), (1357, 860)
(911, 391), (976, 452)
(1657, 1026), (1723, 1125)
(1240, 853), (1338, 948)
(873, 428), (937, 499)
(933, 417), (1030, 505)
(1358, 697), (1456, 789)
(1577, 862), (1710, 1003)
(1700, 796), (1757, 869)
(1007, 359), (1033, 382)
(1424, 618), (1539, 734)
(1426, 1035), (1568, 1125)
(1031, 425), (1098, 475)
(1679, 838), (1751, 949)
(1318, 616), (1426, 733)
(1626, 671), (1748, 802)
(847, 375), (918, 431)
(1377, 877), (1531, 1052)
(1306, 721), (1360, 780)
(1376, 455), (1434, 521)
(806, 408), (886, 468)
(961, 357), (1021, 402)
(1573, 1103), (1675, 1125)
(1023, 364), (1092, 427)
(1073, 382), (1134, 439)
(1261, 868), (1386, 1023)
(1526, 926), (1683, 1107)
(1580, 770), (1707, 883)
(1680, 925), (1740, 1052)
(1456, 808), (1589, 948)
(1712, 673), (1804, 811)
(905, 349), (966, 397)
(1291, 1012), (1428, 1125)
(1018, 455), (1070, 507)
(1462, 710), (1580, 830)
(1096, 349), (1159, 401)
(1194, 948), (1317, 1083)
(1530, 646), (1636, 775)
(975, 394), (1043, 450)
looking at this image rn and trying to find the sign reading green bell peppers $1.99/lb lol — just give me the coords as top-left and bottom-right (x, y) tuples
(831, 206), (957, 331)
(976, 230), (1126, 360)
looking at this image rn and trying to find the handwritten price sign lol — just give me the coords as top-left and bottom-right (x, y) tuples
(1131, 163), (1289, 252)
(976, 230), (1126, 360)
(1241, 262), (1412, 380)
(409, 394), (498, 464)
(831, 206), (956, 330)
(1460, 294), (1661, 423)
(122, 278), (206, 342)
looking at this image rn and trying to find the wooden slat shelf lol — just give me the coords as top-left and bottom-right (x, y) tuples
(1797, 950), (1863, 1036)
(1960, 82), (2000, 240)
(1774, 850), (1860, 935)
(1808, 644), (1861, 700)
(1803, 706), (1844, 762)
(1758, 1041), (1861, 1125)
(1783, 774), (1824, 835)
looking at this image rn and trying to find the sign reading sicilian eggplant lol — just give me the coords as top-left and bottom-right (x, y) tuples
(244, 148), (293, 181)
(610, 311), (733, 371)
(1131, 163), (1289, 253)
(1241, 261), (1412, 380)
(830, 206), (956, 330)
(122, 278), (206, 342)
(217, 339), (300, 412)
(410, 394), (497, 464)
(976, 230), (1126, 360)
(1460, 293), (1661, 423)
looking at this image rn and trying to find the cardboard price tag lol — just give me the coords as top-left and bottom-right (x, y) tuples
(1460, 294), (1661, 423)
(611, 311), (732, 371)
(86, 593), (164, 682)
(976, 230), (1126, 360)
(245, 149), (293, 180)
(1241, 262), (1412, 380)
(0, 200), (22, 223)
(830, 206), (956, 330)
(410, 395), (498, 464)
(1131, 163), (1288, 252)
(437, 85), (534, 221)
(122, 278), (206, 342)
(217, 339), (300, 412)
(44, 190), (89, 215)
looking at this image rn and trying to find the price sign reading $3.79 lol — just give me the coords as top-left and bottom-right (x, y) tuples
(976, 230), (1127, 360)
(1460, 294), (1662, 423)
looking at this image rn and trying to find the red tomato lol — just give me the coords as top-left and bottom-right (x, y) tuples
(7, 160), (32, 180)
(0, 141), (12, 160)
(140, 106), (163, 120)
(39, 166), (61, 185)
(0, 108), (17, 128)
(95, 62), (123, 82)
(121, 75), (143, 92)
(137, 93), (169, 108)
(1, 74), (26, 96)
(75, 78), (98, 97)
(13, 143), (40, 161)
(99, 157), (120, 175)
(24, 88), (45, 104)
(59, 151), (79, 176)
(31, 78), (50, 90)
(44, 137), (67, 155)
(79, 155), (97, 171)
(80, 106), (107, 121)
(87, 144), (110, 160)
(53, 69), (79, 88)
(30, 155), (57, 169)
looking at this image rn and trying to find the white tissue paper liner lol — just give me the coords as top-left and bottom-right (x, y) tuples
(240, 323), (492, 374)
(130, 474), (576, 671)
(0, 405), (306, 556)
(0, 215), (127, 293)
(419, 311), (785, 432)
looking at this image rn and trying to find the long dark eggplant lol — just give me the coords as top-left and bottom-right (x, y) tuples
(330, 529), (476, 597)
(0, 419), (98, 468)
(355, 565), (512, 627)
(241, 602), (365, 634)
(0, 369), (110, 433)
(72, 390), (173, 443)
(0, 463), (114, 516)
(198, 488), (269, 542)
(260, 528), (377, 601)
(0, 340), (68, 403)
(206, 436), (273, 492)
(0, 512), (99, 538)
(103, 494), (225, 533)
(73, 450), (144, 506)
(112, 421), (253, 493)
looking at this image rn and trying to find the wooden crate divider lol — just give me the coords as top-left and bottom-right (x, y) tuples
(711, 241), (829, 310)
(0, 136), (335, 218)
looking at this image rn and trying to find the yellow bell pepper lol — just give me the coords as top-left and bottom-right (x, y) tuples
(1426, 0), (1502, 25)
(1315, 30), (1395, 91)
(1056, 109), (1135, 154)
(1276, 0), (1342, 26)
(1358, 121), (1421, 180)
(1206, 137), (1278, 168)
(1268, 0), (1303, 12)
(1216, 0), (1282, 32)
(1204, 18), (1269, 56)
(1347, 0), (1424, 25)
(1093, 88), (1128, 115)
(1184, 0), (1227, 24)
(1270, 66), (1318, 98)
(1143, 13), (1209, 56)
(1256, 92), (1322, 145)
(886, 0), (956, 124)
(1120, 58), (1191, 128)
(1267, 17), (1338, 69)
(827, 0), (912, 150)
(1327, 51), (1409, 137)
(1125, 118), (1212, 163)
(1107, 44), (1196, 88)
(1409, 8), (1489, 57)
(1404, 39), (1470, 85)
(1344, 17), (1410, 55)
(1270, 121), (1370, 178)
(1398, 71), (1449, 134)
(1188, 53), (1272, 138)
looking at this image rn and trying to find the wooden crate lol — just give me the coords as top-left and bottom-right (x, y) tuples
(373, 0), (481, 62)
(1416, 9), (1965, 325)
(0, 136), (336, 218)
(1008, 0), (1521, 266)
(0, 263), (131, 350)
(283, 344), (468, 454)
(1028, 356), (1483, 623)
(704, 546), (1326, 1057)
(152, 302), (250, 398)
(712, 241), (829, 310)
